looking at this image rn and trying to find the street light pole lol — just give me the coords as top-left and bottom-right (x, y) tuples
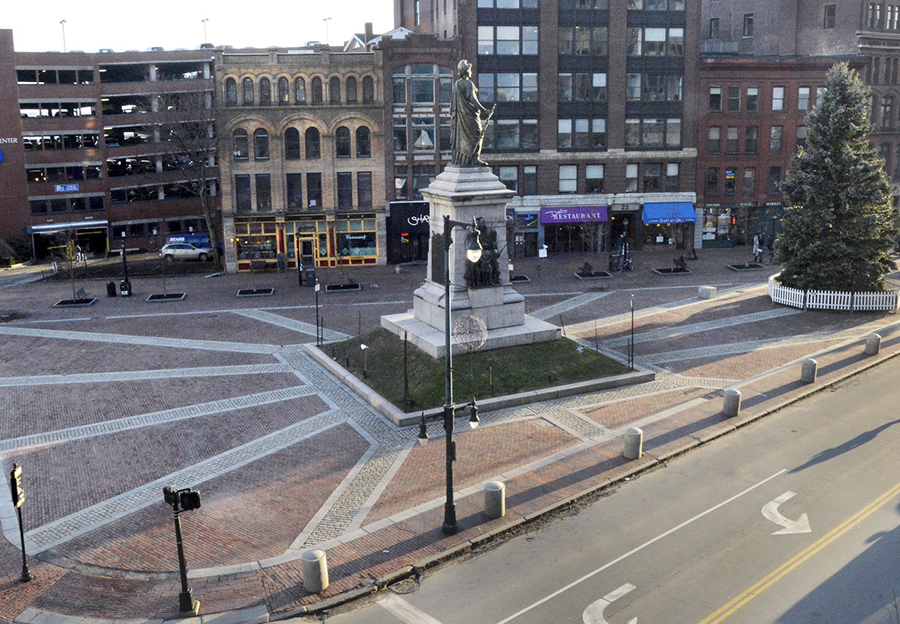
(315, 279), (321, 346)
(60, 20), (67, 53)
(201, 18), (209, 43)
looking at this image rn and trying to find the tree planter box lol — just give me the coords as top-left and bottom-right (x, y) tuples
(325, 283), (361, 292)
(728, 263), (765, 271)
(653, 267), (690, 275)
(53, 297), (96, 308)
(147, 293), (186, 302)
(574, 271), (612, 280)
(236, 288), (274, 297)
(510, 275), (531, 283)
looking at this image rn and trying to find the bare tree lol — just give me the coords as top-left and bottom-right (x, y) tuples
(152, 88), (222, 265)
(50, 230), (81, 301)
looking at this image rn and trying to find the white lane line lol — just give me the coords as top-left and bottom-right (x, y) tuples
(495, 469), (787, 624)
(583, 583), (636, 624)
(378, 594), (444, 624)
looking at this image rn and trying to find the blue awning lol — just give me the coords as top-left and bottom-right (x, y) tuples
(642, 202), (696, 224)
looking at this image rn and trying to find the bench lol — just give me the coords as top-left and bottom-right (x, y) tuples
(673, 255), (687, 270)
(74, 287), (87, 301)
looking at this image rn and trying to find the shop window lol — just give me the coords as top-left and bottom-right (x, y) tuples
(770, 126), (783, 154)
(743, 168), (756, 196)
(523, 166), (537, 196)
(254, 129), (270, 160)
(329, 77), (341, 103)
(358, 172), (373, 207)
(705, 168), (719, 196)
(225, 78), (237, 106)
(625, 164), (638, 192)
(768, 166), (782, 194)
(746, 87), (759, 112)
(296, 78), (306, 103)
(242, 78), (254, 105)
(285, 128), (301, 159)
(726, 127), (739, 153)
(305, 128), (321, 159)
(233, 129), (249, 159)
(256, 174), (272, 211)
(356, 127), (371, 157)
(586, 164), (604, 193)
(709, 86), (722, 112)
(727, 86), (741, 112)
(559, 165), (577, 194)
(278, 78), (290, 104)
(235, 175), (251, 211)
(499, 166), (518, 191)
(336, 127), (352, 157)
(312, 77), (323, 103)
(337, 173), (354, 208)
(708, 126), (721, 154)
(260, 78), (272, 105)
(346, 77), (358, 103)
(363, 76), (375, 103)
(745, 126), (758, 154)
(307, 173), (323, 208)
(286, 173), (303, 211)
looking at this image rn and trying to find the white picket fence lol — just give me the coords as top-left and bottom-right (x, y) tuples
(768, 275), (899, 311)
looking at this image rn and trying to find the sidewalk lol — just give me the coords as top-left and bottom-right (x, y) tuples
(0, 248), (897, 623)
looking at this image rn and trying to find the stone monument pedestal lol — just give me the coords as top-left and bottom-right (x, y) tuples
(382, 165), (560, 359)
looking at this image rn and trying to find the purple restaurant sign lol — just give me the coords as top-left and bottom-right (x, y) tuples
(540, 206), (608, 224)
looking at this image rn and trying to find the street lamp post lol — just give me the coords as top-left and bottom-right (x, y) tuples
(418, 215), (484, 535)
(60, 20), (67, 53)
(120, 232), (131, 296)
(315, 279), (321, 346)
(201, 18), (209, 43)
(163, 485), (202, 615)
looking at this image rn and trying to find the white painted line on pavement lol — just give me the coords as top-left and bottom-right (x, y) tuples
(494, 469), (787, 624)
(378, 594), (444, 624)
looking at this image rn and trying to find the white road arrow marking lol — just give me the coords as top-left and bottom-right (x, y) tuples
(762, 491), (811, 535)
(583, 583), (637, 624)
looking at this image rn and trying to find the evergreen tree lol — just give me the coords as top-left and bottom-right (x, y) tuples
(778, 62), (897, 291)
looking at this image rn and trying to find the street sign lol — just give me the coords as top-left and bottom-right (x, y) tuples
(9, 464), (24, 508)
(54, 183), (79, 192)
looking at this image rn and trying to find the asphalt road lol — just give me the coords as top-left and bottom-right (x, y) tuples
(312, 356), (900, 624)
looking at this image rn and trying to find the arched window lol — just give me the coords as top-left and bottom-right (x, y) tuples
(278, 78), (290, 104)
(225, 78), (237, 106)
(254, 128), (270, 159)
(260, 78), (272, 105)
(346, 77), (358, 103)
(285, 128), (301, 159)
(335, 126), (351, 157)
(233, 129), (249, 159)
(356, 126), (371, 157)
(305, 127), (321, 159)
(329, 77), (341, 103)
(296, 77), (307, 103)
(242, 78), (254, 105)
(312, 77), (323, 103)
(362, 76), (375, 103)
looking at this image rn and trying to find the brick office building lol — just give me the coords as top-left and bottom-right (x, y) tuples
(0, 30), (218, 258)
(696, 54), (861, 247)
(394, 0), (701, 255)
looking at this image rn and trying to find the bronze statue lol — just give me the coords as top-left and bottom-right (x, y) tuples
(450, 60), (495, 167)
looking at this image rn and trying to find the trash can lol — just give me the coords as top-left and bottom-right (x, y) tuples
(304, 268), (316, 286)
(119, 280), (131, 297)
(107, 281), (117, 297)
(608, 253), (621, 272)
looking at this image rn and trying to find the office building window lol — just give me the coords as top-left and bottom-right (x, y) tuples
(254, 129), (269, 160)
(233, 129), (248, 159)
(285, 128), (301, 159)
(746, 87), (759, 112)
(311, 77), (323, 103)
(768, 167), (782, 194)
(346, 77), (358, 103)
(709, 18), (720, 40)
(705, 167), (719, 196)
(727, 86), (741, 112)
(336, 126), (351, 157)
(625, 164), (638, 192)
(798, 87), (811, 111)
(479, 26), (539, 55)
(772, 86), (785, 111)
(295, 78), (306, 103)
(643, 163), (663, 192)
(559, 165), (577, 193)
(499, 166), (518, 191)
(743, 168), (756, 196)
(256, 174), (271, 211)
(305, 128), (321, 159)
(260, 78), (272, 105)
(358, 172), (373, 207)
(745, 126), (758, 154)
(743, 13), (754, 37)
(242, 78), (254, 105)
(523, 166), (537, 195)
(586, 165), (604, 193)
(307, 173), (322, 207)
(357, 127), (371, 157)
(709, 86), (722, 112)
(235, 175), (251, 211)
(824, 4), (836, 29)
(726, 127), (739, 153)
(286, 173), (302, 211)
(708, 126), (721, 154)
(225, 79), (237, 106)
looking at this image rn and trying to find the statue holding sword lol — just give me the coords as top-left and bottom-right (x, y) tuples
(450, 59), (495, 167)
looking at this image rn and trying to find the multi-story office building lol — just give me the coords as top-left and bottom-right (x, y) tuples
(0, 30), (218, 258)
(215, 36), (387, 273)
(702, 1), (900, 203)
(696, 55), (861, 246)
(395, 0), (701, 255)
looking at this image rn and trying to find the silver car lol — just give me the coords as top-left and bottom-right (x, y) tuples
(159, 243), (213, 262)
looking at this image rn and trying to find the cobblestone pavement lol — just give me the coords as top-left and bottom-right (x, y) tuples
(0, 248), (898, 623)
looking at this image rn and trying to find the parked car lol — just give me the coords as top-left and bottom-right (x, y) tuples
(159, 242), (213, 262)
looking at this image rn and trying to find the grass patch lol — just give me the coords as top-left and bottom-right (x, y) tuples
(326, 328), (630, 412)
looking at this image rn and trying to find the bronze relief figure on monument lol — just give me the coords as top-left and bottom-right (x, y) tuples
(450, 59), (495, 167)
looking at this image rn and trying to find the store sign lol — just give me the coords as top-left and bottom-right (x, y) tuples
(540, 206), (608, 224)
(55, 184), (80, 192)
(407, 213), (428, 226)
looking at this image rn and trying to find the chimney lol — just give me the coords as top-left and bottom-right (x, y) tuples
(365, 22), (374, 43)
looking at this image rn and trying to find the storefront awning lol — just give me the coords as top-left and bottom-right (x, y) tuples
(540, 206), (607, 224)
(642, 203), (695, 224)
(27, 220), (109, 235)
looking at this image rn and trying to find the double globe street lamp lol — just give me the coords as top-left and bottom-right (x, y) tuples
(418, 215), (483, 536)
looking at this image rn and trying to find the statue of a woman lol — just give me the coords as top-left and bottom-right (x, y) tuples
(450, 59), (495, 167)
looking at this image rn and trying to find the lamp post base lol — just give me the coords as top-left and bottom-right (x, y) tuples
(179, 591), (200, 616)
(442, 503), (458, 536)
(20, 570), (33, 583)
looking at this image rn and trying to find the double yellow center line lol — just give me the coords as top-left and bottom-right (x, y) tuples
(699, 480), (900, 624)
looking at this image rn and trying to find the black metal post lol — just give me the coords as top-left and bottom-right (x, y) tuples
(629, 295), (635, 369)
(442, 214), (457, 535)
(16, 506), (32, 582)
(172, 508), (197, 613)
(315, 280), (320, 346)
(403, 331), (411, 407)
